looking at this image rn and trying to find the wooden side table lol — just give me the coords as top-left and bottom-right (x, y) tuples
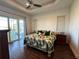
(55, 34), (66, 45)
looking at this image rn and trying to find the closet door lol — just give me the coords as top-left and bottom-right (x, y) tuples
(57, 16), (65, 32)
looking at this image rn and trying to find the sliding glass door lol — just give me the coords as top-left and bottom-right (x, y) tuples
(9, 18), (19, 42)
(0, 16), (25, 42)
(19, 20), (24, 40)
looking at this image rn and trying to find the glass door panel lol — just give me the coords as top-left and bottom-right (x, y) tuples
(19, 20), (24, 39)
(0, 16), (10, 42)
(0, 16), (8, 29)
(9, 18), (18, 42)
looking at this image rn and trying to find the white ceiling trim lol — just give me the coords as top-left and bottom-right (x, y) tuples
(31, 0), (60, 14)
(31, 0), (60, 12)
(31, 0), (72, 15)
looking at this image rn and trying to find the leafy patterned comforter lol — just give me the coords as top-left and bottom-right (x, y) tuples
(25, 33), (56, 56)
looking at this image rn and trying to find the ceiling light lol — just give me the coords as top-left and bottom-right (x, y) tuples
(25, 3), (30, 7)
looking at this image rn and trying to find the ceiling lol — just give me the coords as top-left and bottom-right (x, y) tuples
(0, 0), (73, 15)
(15, 0), (56, 10)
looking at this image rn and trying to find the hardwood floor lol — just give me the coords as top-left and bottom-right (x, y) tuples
(9, 40), (76, 59)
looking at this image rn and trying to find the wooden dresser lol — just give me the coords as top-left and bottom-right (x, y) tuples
(0, 29), (10, 59)
(55, 34), (66, 45)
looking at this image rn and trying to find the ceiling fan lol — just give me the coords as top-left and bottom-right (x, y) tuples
(25, 0), (42, 8)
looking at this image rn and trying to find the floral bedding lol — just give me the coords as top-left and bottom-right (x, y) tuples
(24, 33), (56, 56)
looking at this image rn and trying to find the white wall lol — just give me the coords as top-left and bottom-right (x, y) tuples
(69, 0), (79, 58)
(33, 15), (57, 31)
(26, 15), (32, 34)
(32, 8), (70, 33)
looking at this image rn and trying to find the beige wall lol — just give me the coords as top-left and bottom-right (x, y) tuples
(32, 8), (70, 34)
(26, 16), (32, 34)
(33, 15), (57, 31)
(69, 0), (79, 58)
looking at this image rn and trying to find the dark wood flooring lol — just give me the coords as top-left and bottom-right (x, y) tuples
(9, 40), (76, 59)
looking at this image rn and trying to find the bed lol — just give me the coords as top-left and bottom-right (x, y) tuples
(24, 31), (56, 57)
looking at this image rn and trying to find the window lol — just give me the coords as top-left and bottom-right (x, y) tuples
(0, 15), (25, 42)
(0, 16), (8, 29)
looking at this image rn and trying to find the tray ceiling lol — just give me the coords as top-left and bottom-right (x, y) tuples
(14, 0), (56, 10)
(0, 0), (73, 15)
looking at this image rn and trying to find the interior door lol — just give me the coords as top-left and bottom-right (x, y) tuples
(57, 16), (65, 32)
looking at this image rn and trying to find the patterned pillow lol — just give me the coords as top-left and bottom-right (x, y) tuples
(45, 31), (50, 36)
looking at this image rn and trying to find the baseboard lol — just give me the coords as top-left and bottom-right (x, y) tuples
(69, 43), (79, 59)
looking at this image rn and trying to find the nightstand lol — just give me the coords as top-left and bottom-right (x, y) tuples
(55, 34), (66, 45)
